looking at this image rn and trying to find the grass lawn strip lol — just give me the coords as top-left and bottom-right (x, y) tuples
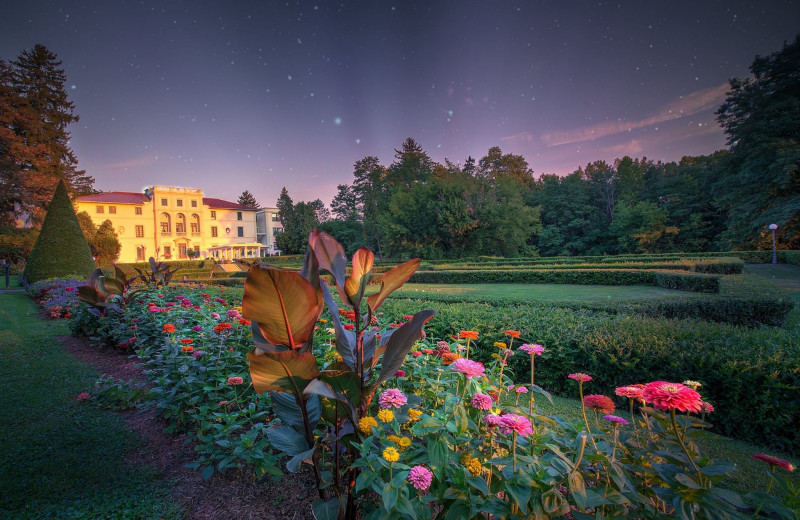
(0, 291), (183, 520)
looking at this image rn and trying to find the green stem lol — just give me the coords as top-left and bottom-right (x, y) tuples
(670, 409), (703, 484)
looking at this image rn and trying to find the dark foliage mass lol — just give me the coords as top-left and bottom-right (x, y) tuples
(278, 37), (799, 258)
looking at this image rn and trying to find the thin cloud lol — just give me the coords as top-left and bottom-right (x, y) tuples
(538, 83), (729, 147)
(601, 139), (644, 157)
(500, 131), (536, 143)
(102, 157), (154, 169)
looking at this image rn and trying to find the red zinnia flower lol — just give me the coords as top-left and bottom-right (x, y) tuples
(583, 394), (615, 414)
(615, 385), (645, 400)
(180, 338), (193, 344)
(642, 381), (702, 413)
(238, 318), (251, 326)
(162, 324), (175, 333)
(344, 324), (355, 330)
(504, 330), (521, 338)
(753, 453), (794, 472)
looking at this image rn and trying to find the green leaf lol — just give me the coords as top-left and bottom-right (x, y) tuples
(311, 497), (340, 520)
(266, 424), (309, 456)
(675, 473), (703, 490)
(270, 391), (321, 430)
(247, 350), (320, 395)
(454, 404), (468, 435)
(505, 483), (531, 514)
(286, 447), (315, 473)
(201, 465), (215, 480)
(304, 373), (359, 424)
(428, 438), (449, 472)
(376, 309), (436, 385)
(382, 481), (399, 511)
(530, 384), (554, 405)
(569, 471), (587, 510)
(243, 265), (323, 348)
(466, 475), (489, 494)
(444, 501), (471, 520)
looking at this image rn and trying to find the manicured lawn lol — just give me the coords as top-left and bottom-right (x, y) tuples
(0, 292), (183, 519)
(392, 282), (701, 301)
(745, 263), (800, 303)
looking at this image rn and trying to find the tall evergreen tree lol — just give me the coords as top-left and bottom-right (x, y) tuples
(715, 34), (800, 248)
(4, 45), (94, 224)
(237, 190), (260, 208)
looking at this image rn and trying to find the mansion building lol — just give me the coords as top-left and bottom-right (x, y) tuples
(75, 186), (282, 263)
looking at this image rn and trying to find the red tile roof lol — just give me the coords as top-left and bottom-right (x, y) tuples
(202, 198), (256, 210)
(76, 192), (150, 204)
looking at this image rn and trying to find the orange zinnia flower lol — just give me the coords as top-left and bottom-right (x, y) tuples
(162, 324), (175, 333)
(180, 338), (193, 344)
(180, 345), (194, 353)
(459, 330), (478, 340)
(504, 330), (520, 338)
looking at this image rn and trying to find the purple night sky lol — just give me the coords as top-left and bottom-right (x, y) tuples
(2, 1), (798, 208)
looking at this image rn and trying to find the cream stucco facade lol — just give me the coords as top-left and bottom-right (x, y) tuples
(74, 186), (275, 263)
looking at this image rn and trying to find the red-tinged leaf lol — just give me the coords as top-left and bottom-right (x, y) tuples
(247, 350), (320, 394)
(308, 230), (348, 292)
(243, 266), (323, 349)
(344, 247), (374, 306)
(367, 258), (421, 313)
(376, 309), (436, 385)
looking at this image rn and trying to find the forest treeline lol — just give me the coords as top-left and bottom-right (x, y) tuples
(277, 36), (799, 258)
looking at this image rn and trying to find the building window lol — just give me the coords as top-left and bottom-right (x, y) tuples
(96, 205), (104, 214)
(135, 207), (143, 215)
(136, 247), (145, 261)
(190, 222), (198, 233)
(177, 199), (184, 207)
(161, 198), (168, 206)
(191, 200), (197, 207)
(237, 226), (244, 237)
(271, 214), (279, 221)
(273, 227), (282, 235)
(237, 211), (242, 221)
(135, 225), (144, 238)
(176, 222), (185, 233)
(211, 210), (216, 219)
(163, 246), (171, 257)
(108, 206), (116, 214)
(211, 226), (218, 237)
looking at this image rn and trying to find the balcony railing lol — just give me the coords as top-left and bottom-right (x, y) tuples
(161, 231), (171, 237)
(191, 232), (201, 237)
(176, 232), (186, 237)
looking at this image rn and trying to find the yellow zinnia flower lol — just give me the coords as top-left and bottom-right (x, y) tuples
(383, 447), (400, 462)
(493, 341), (507, 349)
(377, 409), (394, 423)
(406, 409), (422, 422)
(358, 416), (378, 435)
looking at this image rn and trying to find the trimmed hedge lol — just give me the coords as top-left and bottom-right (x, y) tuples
(404, 268), (721, 292)
(24, 181), (96, 283)
(379, 298), (800, 450)
(419, 258), (744, 274)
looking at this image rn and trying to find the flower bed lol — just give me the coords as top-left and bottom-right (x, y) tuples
(68, 236), (798, 519)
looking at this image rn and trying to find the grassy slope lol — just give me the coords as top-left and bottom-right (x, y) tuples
(0, 292), (183, 519)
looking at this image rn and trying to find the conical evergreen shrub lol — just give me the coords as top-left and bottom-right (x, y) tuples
(24, 180), (96, 283)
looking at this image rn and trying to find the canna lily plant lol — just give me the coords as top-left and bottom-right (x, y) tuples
(77, 265), (139, 316)
(244, 230), (435, 520)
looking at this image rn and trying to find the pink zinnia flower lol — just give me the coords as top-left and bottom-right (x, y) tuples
(753, 454), (794, 472)
(700, 401), (714, 414)
(226, 309), (241, 320)
(450, 358), (485, 379)
(499, 414), (533, 437)
(515, 386), (528, 394)
(76, 392), (91, 401)
(378, 388), (407, 409)
(583, 394), (615, 414)
(471, 393), (493, 410)
(604, 414), (629, 425)
(484, 414), (502, 428)
(519, 343), (544, 356)
(568, 373), (592, 383)
(407, 466), (433, 491)
(192, 325), (203, 332)
(226, 376), (244, 386)
(615, 385), (645, 400)
(210, 312), (220, 319)
(642, 381), (702, 413)
(436, 341), (449, 350)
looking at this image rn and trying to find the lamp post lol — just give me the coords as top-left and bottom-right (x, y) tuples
(769, 224), (778, 264)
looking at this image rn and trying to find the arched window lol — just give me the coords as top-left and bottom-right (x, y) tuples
(190, 214), (200, 235)
(159, 213), (171, 235)
(176, 213), (186, 235)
